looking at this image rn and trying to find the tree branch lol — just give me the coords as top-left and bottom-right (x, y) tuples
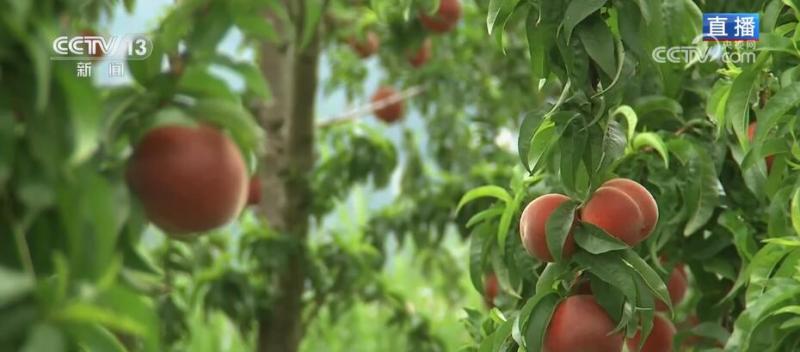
(316, 85), (426, 128)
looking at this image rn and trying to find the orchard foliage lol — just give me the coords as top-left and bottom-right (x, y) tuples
(0, 0), (458, 350)
(3, 0), (800, 351)
(454, 0), (800, 351)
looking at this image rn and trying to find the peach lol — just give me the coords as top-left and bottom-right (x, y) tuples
(419, 0), (461, 33)
(581, 186), (645, 246)
(544, 295), (624, 352)
(627, 314), (676, 352)
(602, 178), (659, 239)
(371, 86), (404, 123)
(655, 264), (688, 311)
(348, 31), (379, 58)
(519, 194), (575, 262)
(126, 124), (248, 236)
(408, 38), (432, 68)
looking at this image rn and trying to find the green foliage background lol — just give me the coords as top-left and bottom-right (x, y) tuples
(2, 0), (800, 351)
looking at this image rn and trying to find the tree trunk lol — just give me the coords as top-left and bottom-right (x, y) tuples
(257, 1), (320, 351)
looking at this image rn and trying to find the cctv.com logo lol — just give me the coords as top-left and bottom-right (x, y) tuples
(651, 34), (756, 65)
(51, 34), (153, 60)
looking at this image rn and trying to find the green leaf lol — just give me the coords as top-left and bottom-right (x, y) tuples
(563, 0), (608, 43)
(728, 281), (800, 350)
(480, 314), (514, 352)
(632, 132), (669, 168)
(792, 188), (800, 237)
(178, 66), (238, 102)
(762, 238), (800, 247)
(122, 0), (135, 12)
(689, 322), (730, 345)
(299, 0), (323, 50)
(24, 31), (51, 113)
(574, 223), (629, 254)
(633, 95), (683, 120)
(683, 145), (720, 236)
(527, 8), (554, 88)
(746, 242), (793, 303)
(513, 293), (539, 348)
(234, 13), (277, 41)
(725, 52), (768, 147)
(535, 261), (570, 294)
(718, 211), (758, 262)
(487, 0), (518, 35)
(596, 119), (626, 174)
(94, 286), (160, 351)
(65, 324), (127, 352)
(611, 105), (638, 144)
(574, 251), (638, 303)
(190, 99), (264, 157)
(128, 42), (164, 87)
(466, 207), (504, 228)
(0, 113), (16, 191)
(21, 324), (64, 352)
(589, 274), (625, 322)
(577, 15), (616, 78)
(523, 293), (560, 352)
(518, 108), (548, 173)
(53, 303), (147, 336)
(530, 112), (579, 174)
(545, 200), (580, 261)
(469, 224), (493, 295)
(755, 82), (800, 144)
(497, 196), (519, 255)
(707, 80), (731, 135)
(559, 125), (588, 195)
(0, 266), (34, 307)
(213, 55), (271, 99)
(55, 64), (101, 165)
(621, 250), (672, 313)
(632, 0), (651, 23)
(457, 186), (512, 213)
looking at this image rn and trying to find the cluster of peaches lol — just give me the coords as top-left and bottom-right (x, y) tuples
(517, 179), (688, 352)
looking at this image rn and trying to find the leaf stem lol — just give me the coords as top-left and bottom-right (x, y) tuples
(12, 221), (35, 278)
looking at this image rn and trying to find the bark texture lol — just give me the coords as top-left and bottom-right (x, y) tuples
(257, 1), (320, 351)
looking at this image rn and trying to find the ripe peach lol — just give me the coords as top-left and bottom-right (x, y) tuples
(519, 194), (575, 262)
(348, 31), (379, 58)
(581, 186), (645, 246)
(126, 124), (248, 236)
(655, 264), (688, 311)
(572, 274), (593, 295)
(419, 0), (461, 33)
(544, 295), (624, 352)
(247, 176), (261, 205)
(626, 314), (676, 352)
(484, 273), (499, 308)
(371, 86), (404, 123)
(602, 178), (658, 239)
(408, 38), (432, 68)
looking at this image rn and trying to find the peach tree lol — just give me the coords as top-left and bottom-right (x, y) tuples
(0, 0), (544, 350)
(454, 0), (800, 351)
(3, 0), (800, 351)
